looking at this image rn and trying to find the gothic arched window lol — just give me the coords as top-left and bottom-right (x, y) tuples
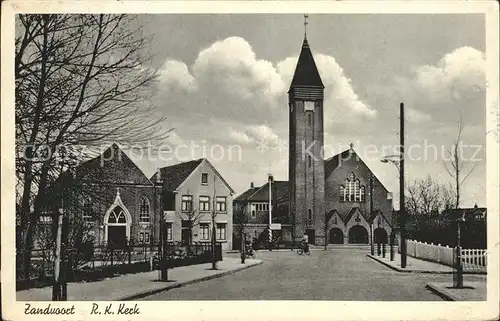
(341, 173), (366, 203)
(109, 207), (126, 224)
(139, 196), (150, 223)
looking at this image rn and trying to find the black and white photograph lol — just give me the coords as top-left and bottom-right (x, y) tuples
(1, 1), (499, 320)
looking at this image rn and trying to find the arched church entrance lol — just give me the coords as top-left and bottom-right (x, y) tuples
(105, 206), (129, 248)
(329, 228), (344, 244)
(348, 225), (369, 244)
(374, 227), (388, 244)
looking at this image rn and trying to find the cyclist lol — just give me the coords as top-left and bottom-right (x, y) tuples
(300, 233), (309, 254)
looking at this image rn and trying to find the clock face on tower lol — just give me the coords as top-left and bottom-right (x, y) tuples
(304, 101), (315, 112)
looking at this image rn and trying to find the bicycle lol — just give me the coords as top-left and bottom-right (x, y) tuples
(296, 244), (311, 256)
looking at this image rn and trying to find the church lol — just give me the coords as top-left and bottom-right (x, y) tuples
(234, 26), (394, 246)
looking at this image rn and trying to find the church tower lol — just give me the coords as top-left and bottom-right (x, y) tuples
(288, 17), (325, 244)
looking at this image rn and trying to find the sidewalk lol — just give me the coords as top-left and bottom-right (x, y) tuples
(368, 253), (455, 274)
(426, 282), (486, 301)
(16, 258), (262, 301)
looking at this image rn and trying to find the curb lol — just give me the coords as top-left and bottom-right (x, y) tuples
(425, 283), (460, 301)
(367, 254), (453, 274)
(117, 261), (263, 300)
(367, 254), (486, 275)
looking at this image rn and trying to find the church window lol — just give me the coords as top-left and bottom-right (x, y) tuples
(108, 206), (126, 224)
(139, 196), (150, 223)
(308, 155), (312, 167)
(308, 113), (312, 126)
(333, 217), (337, 225)
(341, 173), (366, 203)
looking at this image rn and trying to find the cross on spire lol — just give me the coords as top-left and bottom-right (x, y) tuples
(304, 14), (309, 37)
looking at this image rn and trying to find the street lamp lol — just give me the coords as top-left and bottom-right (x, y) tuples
(381, 152), (406, 268)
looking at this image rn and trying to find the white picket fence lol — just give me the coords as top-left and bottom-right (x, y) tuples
(403, 239), (487, 272)
(461, 248), (488, 272)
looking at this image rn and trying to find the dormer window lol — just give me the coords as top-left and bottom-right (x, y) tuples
(201, 173), (208, 185)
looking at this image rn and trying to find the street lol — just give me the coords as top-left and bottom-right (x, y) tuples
(141, 249), (486, 300)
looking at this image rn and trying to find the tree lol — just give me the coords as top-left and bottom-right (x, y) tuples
(15, 14), (170, 280)
(233, 203), (249, 256)
(175, 190), (203, 246)
(319, 211), (333, 250)
(210, 176), (218, 270)
(404, 176), (457, 243)
(444, 112), (476, 209)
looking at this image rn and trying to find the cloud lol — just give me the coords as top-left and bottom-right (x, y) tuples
(413, 46), (485, 104)
(406, 108), (432, 123)
(157, 59), (197, 92)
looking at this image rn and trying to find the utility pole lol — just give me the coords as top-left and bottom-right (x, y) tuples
(370, 174), (374, 255)
(400, 102), (407, 268)
(52, 202), (64, 300)
(268, 173), (273, 251)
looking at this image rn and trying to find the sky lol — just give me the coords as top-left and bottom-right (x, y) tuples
(123, 14), (486, 208)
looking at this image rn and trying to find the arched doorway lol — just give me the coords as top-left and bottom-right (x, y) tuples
(329, 228), (344, 244)
(374, 227), (388, 244)
(348, 225), (369, 244)
(104, 189), (131, 248)
(106, 206), (128, 248)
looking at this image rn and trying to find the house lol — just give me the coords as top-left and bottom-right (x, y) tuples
(233, 176), (289, 246)
(151, 158), (234, 250)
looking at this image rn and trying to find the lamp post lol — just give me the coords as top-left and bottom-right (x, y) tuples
(381, 105), (406, 268)
(381, 154), (406, 268)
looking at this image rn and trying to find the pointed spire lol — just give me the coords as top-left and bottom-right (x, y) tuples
(288, 16), (324, 95)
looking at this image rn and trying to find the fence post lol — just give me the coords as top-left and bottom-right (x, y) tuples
(377, 243), (381, 256)
(382, 241), (386, 258)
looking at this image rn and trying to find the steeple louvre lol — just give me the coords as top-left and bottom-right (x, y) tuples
(288, 36), (324, 101)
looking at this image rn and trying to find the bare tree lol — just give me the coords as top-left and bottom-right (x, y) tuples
(15, 14), (171, 280)
(405, 176), (457, 218)
(175, 190), (204, 246)
(233, 203), (249, 256)
(444, 113), (476, 209)
(319, 211), (333, 250)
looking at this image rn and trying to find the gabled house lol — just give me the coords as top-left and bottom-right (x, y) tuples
(152, 158), (235, 250)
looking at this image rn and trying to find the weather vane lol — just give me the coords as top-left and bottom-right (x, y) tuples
(304, 14), (309, 37)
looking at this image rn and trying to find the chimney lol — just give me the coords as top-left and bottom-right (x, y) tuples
(250, 182), (254, 188)
(268, 174), (274, 182)
(474, 203), (478, 209)
(157, 168), (162, 183)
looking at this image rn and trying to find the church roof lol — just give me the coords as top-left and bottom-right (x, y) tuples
(341, 207), (370, 224)
(288, 37), (324, 92)
(151, 158), (204, 191)
(324, 149), (352, 178)
(76, 143), (153, 186)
